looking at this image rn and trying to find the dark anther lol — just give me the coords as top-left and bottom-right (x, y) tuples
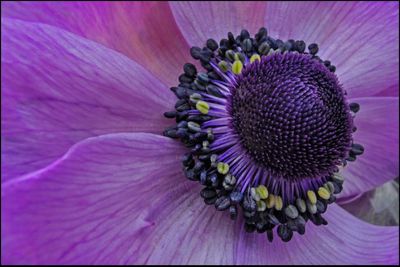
(230, 191), (244, 203)
(258, 42), (270, 55)
(240, 29), (250, 40)
(308, 43), (319, 55)
(200, 187), (217, 199)
(163, 111), (177, 118)
(351, 143), (364, 155)
(206, 38), (219, 51)
(243, 38), (253, 53)
(215, 196), (231, 211)
(295, 40), (306, 53)
(328, 65), (336, 72)
(190, 46), (202, 59)
(229, 205), (238, 220)
(349, 102), (360, 113)
(183, 63), (197, 77)
(277, 224), (293, 242)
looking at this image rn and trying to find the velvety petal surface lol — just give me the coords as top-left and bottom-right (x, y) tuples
(263, 1), (399, 98)
(1, 133), (236, 264)
(169, 1), (267, 47)
(1, 18), (175, 181)
(235, 204), (399, 264)
(1, 1), (192, 86)
(339, 97), (399, 199)
(171, 2), (398, 98)
(2, 133), (398, 264)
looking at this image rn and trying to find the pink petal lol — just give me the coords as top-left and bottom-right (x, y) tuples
(235, 204), (399, 264)
(169, 2), (267, 46)
(1, 2), (192, 86)
(3, 133), (397, 265)
(339, 97), (399, 199)
(1, 18), (175, 181)
(263, 2), (399, 98)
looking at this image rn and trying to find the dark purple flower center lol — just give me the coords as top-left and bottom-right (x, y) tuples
(230, 53), (353, 181)
(163, 27), (364, 242)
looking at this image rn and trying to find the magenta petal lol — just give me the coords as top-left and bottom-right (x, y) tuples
(263, 2), (398, 98)
(1, 18), (175, 181)
(2, 133), (190, 264)
(2, 133), (398, 264)
(169, 2), (267, 46)
(339, 97), (399, 199)
(235, 204), (399, 264)
(1, 2), (192, 86)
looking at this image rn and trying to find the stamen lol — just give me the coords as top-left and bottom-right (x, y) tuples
(164, 27), (363, 242)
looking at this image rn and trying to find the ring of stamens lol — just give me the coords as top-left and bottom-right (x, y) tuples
(163, 27), (364, 242)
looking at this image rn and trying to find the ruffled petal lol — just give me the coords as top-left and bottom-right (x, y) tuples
(2, 133), (398, 264)
(169, 1), (267, 46)
(235, 204), (399, 264)
(1, 2), (192, 86)
(263, 2), (399, 98)
(1, 18), (174, 181)
(339, 97), (399, 199)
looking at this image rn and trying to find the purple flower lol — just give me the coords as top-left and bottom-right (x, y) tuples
(1, 1), (399, 264)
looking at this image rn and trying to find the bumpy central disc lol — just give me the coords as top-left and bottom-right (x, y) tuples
(230, 53), (353, 180)
(164, 27), (364, 242)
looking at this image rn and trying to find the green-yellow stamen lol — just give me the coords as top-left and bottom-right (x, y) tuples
(196, 100), (210, 114)
(217, 162), (230, 175)
(218, 60), (229, 72)
(250, 54), (261, 63)
(307, 190), (317, 204)
(256, 185), (269, 199)
(318, 187), (330, 200)
(232, 60), (243, 75)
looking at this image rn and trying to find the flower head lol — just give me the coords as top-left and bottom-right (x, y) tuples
(1, 1), (399, 264)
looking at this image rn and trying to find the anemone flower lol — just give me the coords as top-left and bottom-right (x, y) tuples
(1, 1), (399, 265)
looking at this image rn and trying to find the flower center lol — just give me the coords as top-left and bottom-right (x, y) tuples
(163, 27), (364, 242)
(230, 53), (353, 181)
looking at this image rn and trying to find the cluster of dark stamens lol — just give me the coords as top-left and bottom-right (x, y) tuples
(163, 27), (364, 242)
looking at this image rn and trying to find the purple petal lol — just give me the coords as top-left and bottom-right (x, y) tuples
(235, 204), (399, 264)
(1, 18), (175, 181)
(1, 2), (192, 86)
(169, 2), (267, 46)
(263, 2), (398, 98)
(339, 97), (399, 199)
(2, 133), (190, 264)
(3, 133), (398, 265)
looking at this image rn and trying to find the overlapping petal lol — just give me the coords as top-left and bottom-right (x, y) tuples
(2, 133), (398, 264)
(171, 2), (398, 98)
(1, 18), (175, 181)
(263, 1), (399, 98)
(339, 97), (399, 199)
(1, 1), (192, 86)
(169, 1), (267, 47)
(235, 204), (398, 264)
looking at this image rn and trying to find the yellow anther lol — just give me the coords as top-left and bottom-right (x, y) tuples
(218, 60), (229, 72)
(307, 190), (317, 205)
(196, 100), (210, 114)
(232, 60), (243, 75)
(265, 194), (275, 209)
(256, 185), (268, 199)
(318, 187), (331, 200)
(234, 52), (240, 61)
(275, 196), (283, 211)
(250, 54), (261, 63)
(217, 162), (230, 175)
